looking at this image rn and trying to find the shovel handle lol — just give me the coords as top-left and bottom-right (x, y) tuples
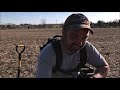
(16, 45), (25, 54)
(16, 45), (25, 78)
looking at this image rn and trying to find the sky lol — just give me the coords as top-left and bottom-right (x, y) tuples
(0, 12), (120, 25)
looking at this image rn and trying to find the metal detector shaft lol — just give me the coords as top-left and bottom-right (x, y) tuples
(16, 45), (25, 78)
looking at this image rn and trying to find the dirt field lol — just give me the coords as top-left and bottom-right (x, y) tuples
(0, 28), (120, 78)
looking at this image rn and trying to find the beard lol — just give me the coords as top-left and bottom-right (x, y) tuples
(66, 42), (86, 55)
(61, 34), (86, 54)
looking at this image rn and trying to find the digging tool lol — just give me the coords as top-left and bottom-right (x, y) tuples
(16, 45), (25, 78)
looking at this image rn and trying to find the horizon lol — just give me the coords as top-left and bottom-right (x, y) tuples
(0, 12), (120, 25)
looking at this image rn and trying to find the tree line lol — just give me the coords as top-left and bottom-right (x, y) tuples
(0, 19), (120, 30)
(91, 19), (120, 28)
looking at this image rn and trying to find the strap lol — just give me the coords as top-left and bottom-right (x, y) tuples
(60, 46), (87, 73)
(70, 46), (87, 72)
(52, 40), (62, 73)
(52, 41), (87, 74)
(79, 46), (87, 68)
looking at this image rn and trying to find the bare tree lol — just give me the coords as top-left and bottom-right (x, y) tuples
(41, 19), (46, 28)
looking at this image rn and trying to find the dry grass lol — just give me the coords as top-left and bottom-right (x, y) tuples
(0, 28), (120, 78)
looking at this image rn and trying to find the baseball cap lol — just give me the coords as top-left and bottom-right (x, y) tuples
(63, 13), (93, 34)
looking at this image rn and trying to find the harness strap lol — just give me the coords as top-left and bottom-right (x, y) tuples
(52, 40), (87, 74)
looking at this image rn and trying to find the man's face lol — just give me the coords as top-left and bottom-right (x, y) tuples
(62, 28), (89, 54)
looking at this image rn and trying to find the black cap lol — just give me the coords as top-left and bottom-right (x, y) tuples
(63, 13), (93, 34)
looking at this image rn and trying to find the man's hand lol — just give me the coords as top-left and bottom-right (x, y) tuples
(93, 65), (110, 78)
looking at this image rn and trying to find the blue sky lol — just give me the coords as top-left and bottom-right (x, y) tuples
(0, 12), (120, 25)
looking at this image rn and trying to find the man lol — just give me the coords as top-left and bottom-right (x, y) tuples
(36, 13), (110, 78)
